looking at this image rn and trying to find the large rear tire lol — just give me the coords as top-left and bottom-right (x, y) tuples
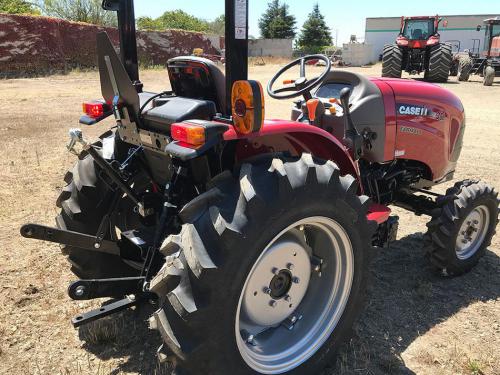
(381, 44), (403, 78)
(56, 130), (141, 279)
(149, 155), (376, 374)
(424, 43), (452, 83)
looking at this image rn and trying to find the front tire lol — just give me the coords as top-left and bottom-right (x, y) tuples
(483, 66), (495, 86)
(426, 180), (499, 276)
(149, 155), (376, 374)
(457, 55), (472, 81)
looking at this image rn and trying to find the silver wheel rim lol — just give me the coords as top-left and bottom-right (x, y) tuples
(455, 205), (490, 260)
(235, 216), (354, 374)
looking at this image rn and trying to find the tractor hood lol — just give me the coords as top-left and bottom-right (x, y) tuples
(374, 77), (463, 113)
(372, 77), (465, 182)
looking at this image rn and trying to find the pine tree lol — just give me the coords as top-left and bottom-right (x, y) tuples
(258, 0), (296, 39)
(297, 4), (332, 53)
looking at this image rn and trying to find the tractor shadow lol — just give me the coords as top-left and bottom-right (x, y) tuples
(331, 232), (500, 375)
(76, 232), (499, 375)
(77, 303), (169, 374)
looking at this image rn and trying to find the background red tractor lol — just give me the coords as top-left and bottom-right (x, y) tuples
(452, 17), (500, 85)
(382, 15), (452, 82)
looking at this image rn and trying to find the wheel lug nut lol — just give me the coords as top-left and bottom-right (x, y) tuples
(285, 295), (291, 302)
(287, 263), (294, 271)
(263, 287), (271, 295)
(461, 231), (466, 235)
(473, 220), (479, 225)
(466, 221), (471, 225)
(292, 277), (300, 284)
(462, 239), (468, 244)
(272, 267), (279, 275)
(269, 300), (277, 308)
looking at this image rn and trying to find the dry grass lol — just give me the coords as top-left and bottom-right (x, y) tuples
(0, 64), (499, 374)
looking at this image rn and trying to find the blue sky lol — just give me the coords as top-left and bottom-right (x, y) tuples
(135, 0), (500, 44)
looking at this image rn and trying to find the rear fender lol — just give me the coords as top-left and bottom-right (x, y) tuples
(223, 119), (360, 182)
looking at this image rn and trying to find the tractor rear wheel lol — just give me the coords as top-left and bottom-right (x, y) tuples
(424, 43), (452, 82)
(56, 130), (142, 279)
(483, 66), (495, 86)
(426, 180), (499, 276)
(149, 155), (376, 374)
(382, 44), (403, 78)
(457, 55), (472, 81)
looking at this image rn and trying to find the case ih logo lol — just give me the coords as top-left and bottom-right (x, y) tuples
(398, 104), (429, 116)
(397, 104), (446, 121)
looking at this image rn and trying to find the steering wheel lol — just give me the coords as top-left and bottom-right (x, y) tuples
(267, 55), (332, 100)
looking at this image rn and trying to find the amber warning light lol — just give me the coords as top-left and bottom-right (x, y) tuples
(231, 80), (265, 135)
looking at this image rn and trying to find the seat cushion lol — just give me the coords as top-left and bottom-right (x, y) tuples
(142, 96), (216, 133)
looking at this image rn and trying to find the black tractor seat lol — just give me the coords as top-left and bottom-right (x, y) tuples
(141, 96), (217, 133)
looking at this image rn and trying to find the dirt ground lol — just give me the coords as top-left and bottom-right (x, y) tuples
(0, 63), (499, 375)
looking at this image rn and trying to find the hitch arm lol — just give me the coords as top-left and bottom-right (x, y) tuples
(68, 277), (147, 300)
(20, 223), (120, 256)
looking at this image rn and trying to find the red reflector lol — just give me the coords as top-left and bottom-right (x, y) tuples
(82, 101), (108, 118)
(171, 122), (206, 148)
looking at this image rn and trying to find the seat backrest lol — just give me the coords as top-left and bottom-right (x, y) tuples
(167, 56), (226, 114)
(412, 29), (423, 39)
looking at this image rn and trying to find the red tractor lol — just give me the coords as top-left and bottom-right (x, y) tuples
(382, 15), (452, 82)
(453, 17), (500, 85)
(22, 1), (499, 374)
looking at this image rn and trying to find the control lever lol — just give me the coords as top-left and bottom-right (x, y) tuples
(339, 87), (364, 160)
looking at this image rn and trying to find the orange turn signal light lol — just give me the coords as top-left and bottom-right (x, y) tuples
(171, 122), (206, 148)
(231, 80), (265, 135)
(329, 98), (338, 104)
(283, 79), (295, 85)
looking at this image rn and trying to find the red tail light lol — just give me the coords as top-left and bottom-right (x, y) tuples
(171, 122), (206, 148)
(82, 101), (110, 118)
(426, 36), (440, 46)
(396, 36), (409, 46)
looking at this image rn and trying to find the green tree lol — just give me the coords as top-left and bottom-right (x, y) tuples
(0, 0), (39, 14)
(136, 16), (163, 31)
(297, 4), (332, 53)
(138, 9), (209, 32)
(258, 0), (296, 39)
(41, 0), (117, 26)
(208, 14), (225, 35)
(137, 10), (225, 35)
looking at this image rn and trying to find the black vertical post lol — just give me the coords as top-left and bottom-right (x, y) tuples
(116, 0), (142, 92)
(225, 0), (249, 115)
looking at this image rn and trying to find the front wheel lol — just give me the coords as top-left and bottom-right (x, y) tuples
(457, 55), (472, 81)
(483, 66), (495, 86)
(150, 155), (376, 374)
(426, 180), (499, 276)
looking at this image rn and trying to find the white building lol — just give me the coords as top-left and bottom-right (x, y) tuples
(365, 14), (500, 61)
